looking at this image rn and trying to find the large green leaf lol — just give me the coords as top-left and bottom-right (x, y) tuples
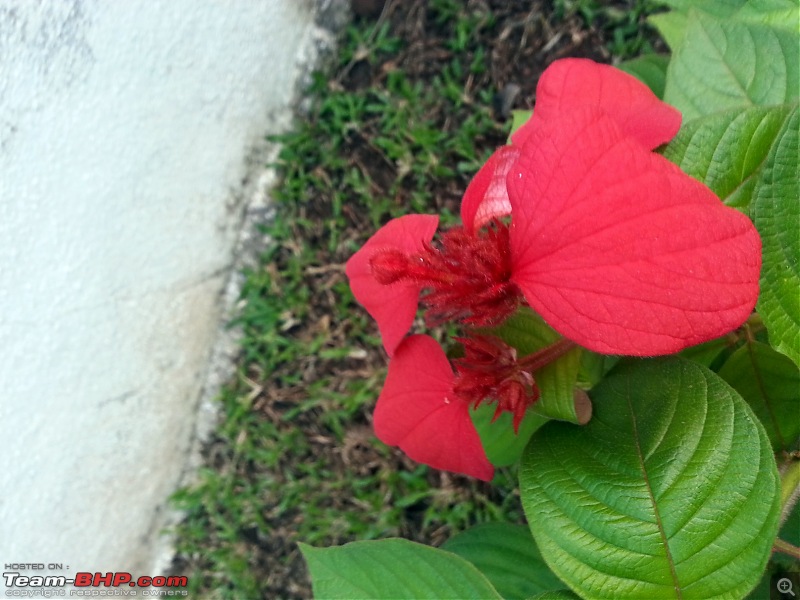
(527, 592), (581, 600)
(299, 539), (502, 599)
(520, 358), (781, 599)
(662, 104), (795, 214)
(719, 341), (800, 451)
(662, 103), (799, 364)
(472, 402), (549, 467)
(648, 10), (690, 50)
(663, 9), (799, 119)
(651, 0), (799, 51)
(753, 107), (800, 366)
(442, 523), (564, 599)
(679, 335), (735, 369)
(618, 54), (670, 99)
(486, 308), (587, 424)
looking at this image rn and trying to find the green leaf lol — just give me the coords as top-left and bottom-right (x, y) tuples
(576, 350), (619, 389)
(662, 104), (795, 214)
(526, 592), (581, 600)
(520, 358), (781, 599)
(679, 335), (735, 369)
(649, 0), (798, 50)
(664, 10), (799, 118)
(648, 11), (690, 50)
(442, 523), (564, 599)
(733, 0), (800, 30)
(486, 308), (587, 424)
(718, 341), (800, 451)
(753, 107), (800, 366)
(653, 0), (747, 14)
(663, 104), (799, 364)
(299, 539), (502, 599)
(618, 54), (670, 99)
(472, 403), (549, 467)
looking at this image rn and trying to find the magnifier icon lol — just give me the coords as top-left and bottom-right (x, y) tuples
(778, 578), (796, 597)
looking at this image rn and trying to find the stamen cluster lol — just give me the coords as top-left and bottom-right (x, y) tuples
(453, 335), (538, 432)
(369, 220), (520, 327)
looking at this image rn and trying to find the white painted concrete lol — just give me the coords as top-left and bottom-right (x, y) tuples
(0, 0), (339, 578)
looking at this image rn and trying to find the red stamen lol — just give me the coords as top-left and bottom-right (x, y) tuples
(368, 220), (522, 326)
(453, 335), (575, 432)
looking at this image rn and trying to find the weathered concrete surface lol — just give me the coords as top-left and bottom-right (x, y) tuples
(0, 0), (343, 578)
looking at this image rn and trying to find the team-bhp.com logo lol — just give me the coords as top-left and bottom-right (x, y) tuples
(4, 569), (188, 597)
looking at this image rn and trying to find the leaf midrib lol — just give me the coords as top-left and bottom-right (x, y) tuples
(626, 387), (683, 600)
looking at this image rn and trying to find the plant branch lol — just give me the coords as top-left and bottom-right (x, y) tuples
(779, 455), (800, 528)
(519, 338), (577, 373)
(773, 538), (800, 560)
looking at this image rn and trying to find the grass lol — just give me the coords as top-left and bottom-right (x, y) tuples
(169, 2), (666, 597)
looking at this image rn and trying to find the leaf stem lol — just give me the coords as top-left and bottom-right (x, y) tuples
(778, 454), (800, 528)
(773, 538), (800, 560)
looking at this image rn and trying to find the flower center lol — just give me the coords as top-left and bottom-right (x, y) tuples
(369, 220), (521, 327)
(453, 335), (577, 432)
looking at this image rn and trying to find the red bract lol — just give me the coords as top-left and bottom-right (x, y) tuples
(512, 58), (681, 151)
(347, 215), (520, 355)
(460, 145), (519, 233)
(374, 335), (494, 481)
(462, 58), (681, 233)
(345, 214), (438, 355)
(507, 107), (761, 355)
(374, 333), (576, 480)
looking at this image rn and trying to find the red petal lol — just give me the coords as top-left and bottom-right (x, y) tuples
(461, 146), (520, 232)
(512, 58), (681, 151)
(374, 335), (494, 481)
(345, 215), (439, 355)
(508, 108), (761, 356)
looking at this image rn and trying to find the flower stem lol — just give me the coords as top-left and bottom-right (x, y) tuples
(518, 338), (578, 373)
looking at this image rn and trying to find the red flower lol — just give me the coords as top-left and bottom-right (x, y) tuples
(374, 334), (494, 481)
(461, 58), (682, 232)
(348, 58), (760, 357)
(345, 215), (439, 355)
(506, 106), (760, 355)
(374, 333), (577, 481)
(347, 58), (762, 478)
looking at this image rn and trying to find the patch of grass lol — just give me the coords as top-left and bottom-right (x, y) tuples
(170, 8), (512, 600)
(169, 2), (666, 598)
(554, 0), (666, 59)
